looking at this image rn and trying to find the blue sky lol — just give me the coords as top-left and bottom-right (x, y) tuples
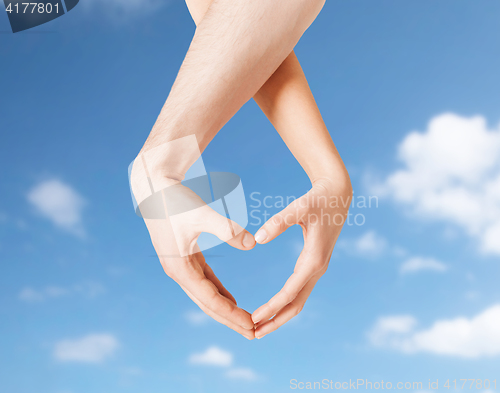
(1, 1), (500, 392)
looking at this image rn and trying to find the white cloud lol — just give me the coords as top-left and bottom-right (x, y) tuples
(27, 179), (86, 236)
(339, 231), (413, 262)
(338, 231), (388, 258)
(45, 286), (70, 297)
(19, 286), (69, 302)
(19, 287), (46, 303)
(483, 223), (500, 254)
(189, 346), (233, 367)
(19, 282), (104, 303)
(400, 257), (448, 275)
(368, 304), (500, 358)
(185, 310), (210, 326)
(368, 315), (417, 347)
(374, 113), (500, 255)
(355, 231), (387, 256)
(189, 347), (257, 380)
(392, 245), (409, 258)
(54, 334), (119, 363)
(225, 367), (258, 381)
(465, 291), (480, 301)
(73, 281), (106, 298)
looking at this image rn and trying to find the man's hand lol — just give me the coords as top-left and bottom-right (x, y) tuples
(251, 178), (352, 338)
(130, 151), (257, 340)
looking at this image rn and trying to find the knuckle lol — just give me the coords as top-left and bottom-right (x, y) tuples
(310, 260), (326, 273)
(272, 214), (286, 232)
(279, 289), (296, 305)
(292, 305), (304, 317)
(214, 221), (232, 240)
(208, 289), (220, 305)
(160, 259), (178, 280)
(297, 260), (324, 276)
(229, 220), (243, 235)
(213, 300), (232, 317)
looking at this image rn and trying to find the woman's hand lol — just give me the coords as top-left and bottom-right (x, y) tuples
(251, 177), (352, 338)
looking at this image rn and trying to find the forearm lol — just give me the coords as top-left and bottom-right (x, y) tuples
(186, 0), (350, 189)
(254, 53), (350, 188)
(141, 0), (325, 166)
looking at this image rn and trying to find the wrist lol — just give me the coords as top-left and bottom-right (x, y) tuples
(140, 134), (201, 180)
(309, 162), (352, 197)
(130, 135), (202, 205)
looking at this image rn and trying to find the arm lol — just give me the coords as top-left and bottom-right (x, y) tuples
(131, 0), (326, 340)
(185, 0), (352, 339)
(252, 53), (352, 339)
(142, 0), (325, 156)
(185, 0), (346, 184)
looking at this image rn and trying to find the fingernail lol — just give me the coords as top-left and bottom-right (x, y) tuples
(243, 233), (255, 248)
(256, 333), (266, 340)
(252, 314), (262, 325)
(242, 323), (254, 330)
(254, 229), (268, 244)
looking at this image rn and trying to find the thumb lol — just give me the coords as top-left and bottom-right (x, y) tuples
(255, 199), (306, 244)
(201, 207), (256, 250)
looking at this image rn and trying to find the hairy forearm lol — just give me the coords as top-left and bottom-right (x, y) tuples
(186, 0), (350, 190)
(141, 0), (325, 164)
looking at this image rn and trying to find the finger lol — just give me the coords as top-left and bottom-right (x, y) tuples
(202, 207), (256, 250)
(177, 260), (255, 330)
(180, 283), (255, 340)
(251, 264), (316, 324)
(255, 273), (321, 339)
(251, 238), (329, 324)
(254, 199), (306, 244)
(203, 263), (237, 305)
